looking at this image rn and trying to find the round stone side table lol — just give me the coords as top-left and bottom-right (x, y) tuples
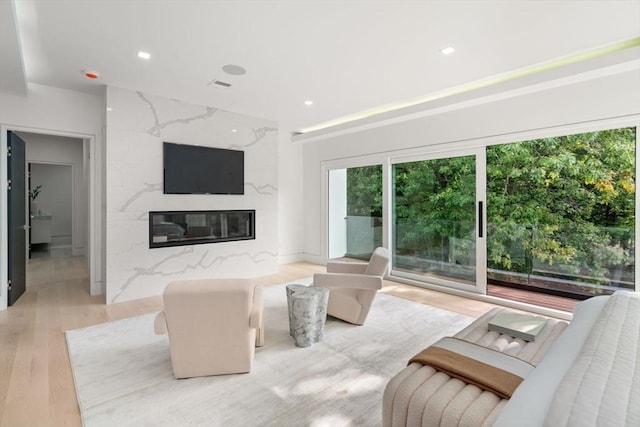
(286, 284), (329, 347)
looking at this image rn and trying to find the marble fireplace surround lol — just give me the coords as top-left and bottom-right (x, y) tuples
(149, 210), (255, 248)
(106, 86), (278, 304)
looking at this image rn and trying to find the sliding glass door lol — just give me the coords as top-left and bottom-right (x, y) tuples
(324, 124), (637, 304)
(391, 149), (486, 293)
(486, 127), (636, 297)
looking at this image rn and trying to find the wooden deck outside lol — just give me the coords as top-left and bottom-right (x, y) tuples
(344, 257), (581, 313)
(487, 283), (580, 312)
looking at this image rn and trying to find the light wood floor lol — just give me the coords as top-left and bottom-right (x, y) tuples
(0, 256), (502, 427)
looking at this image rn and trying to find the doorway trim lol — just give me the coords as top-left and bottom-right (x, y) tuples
(0, 124), (97, 310)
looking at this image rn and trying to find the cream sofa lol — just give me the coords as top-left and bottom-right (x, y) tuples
(383, 291), (640, 427)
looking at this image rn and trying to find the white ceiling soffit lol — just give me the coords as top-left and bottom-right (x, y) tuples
(7, 1), (640, 133)
(294, 39), (640, 142)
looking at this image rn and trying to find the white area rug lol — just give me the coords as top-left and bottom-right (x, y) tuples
(66, 283), (475, 427)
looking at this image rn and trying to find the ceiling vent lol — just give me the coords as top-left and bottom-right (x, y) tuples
(207, 79), (232, 88)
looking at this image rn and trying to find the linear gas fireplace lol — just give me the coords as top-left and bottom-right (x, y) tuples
(149, 210), (255, 248)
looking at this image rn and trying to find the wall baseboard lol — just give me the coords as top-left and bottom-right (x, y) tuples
(278, 252), (324, 265)
(303, 253), (323, 265)
(90, 280), (103, 297)
(278, 253), (306, 264)
(72, 247), (85, 257)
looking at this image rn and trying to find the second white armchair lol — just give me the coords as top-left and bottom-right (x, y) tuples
(312, 247), (391, 325)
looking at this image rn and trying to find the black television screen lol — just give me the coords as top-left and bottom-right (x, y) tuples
(163, 142), (244, 195)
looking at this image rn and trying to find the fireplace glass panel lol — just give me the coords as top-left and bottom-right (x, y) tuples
(149, 210), (255, 248)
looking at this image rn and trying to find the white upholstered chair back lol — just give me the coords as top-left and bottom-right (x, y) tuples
(312, 246), (391, 325)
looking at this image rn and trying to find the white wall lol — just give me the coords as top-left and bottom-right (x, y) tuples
(21, 133), (86, 253)
(328, 169), (347, 258)
(0, 83), (104, 310)
(105, 86), (279, 303)
(301, 67), (640, 261)
(30, 164), (72, 237)
(277, 128), (304, 263)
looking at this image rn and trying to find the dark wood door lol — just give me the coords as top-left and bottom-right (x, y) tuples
(7, 131), (26, 306)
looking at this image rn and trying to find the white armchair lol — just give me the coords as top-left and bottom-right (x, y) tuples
(312, 247), (391, 325)
(154, 278), (264, 379)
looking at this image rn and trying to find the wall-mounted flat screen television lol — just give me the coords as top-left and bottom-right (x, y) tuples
(163, 142), (244, 195)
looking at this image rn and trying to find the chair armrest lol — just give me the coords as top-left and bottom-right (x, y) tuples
(326, 260), (368, 274)
(313, 272), (382, 290)
(154, 311), (168, 335)
(249, 285), (264, 347)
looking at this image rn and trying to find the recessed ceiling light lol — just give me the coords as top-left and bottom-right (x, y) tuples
(222, 64), (247, 76)
(441, 46), (455, 55)
(106, 107), (113, 112)
(137, 51), (151, 60)
(304, 100), (313, 106)
(231, 129), (238, 133)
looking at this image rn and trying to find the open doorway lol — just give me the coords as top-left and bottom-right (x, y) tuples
(17, 132), (86, 260)
(1, 126), (98, 310)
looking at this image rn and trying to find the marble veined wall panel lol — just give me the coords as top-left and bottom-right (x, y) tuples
(105, 86), (278, 303)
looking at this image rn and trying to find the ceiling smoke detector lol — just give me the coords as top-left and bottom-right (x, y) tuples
(207, 79), (232, 89)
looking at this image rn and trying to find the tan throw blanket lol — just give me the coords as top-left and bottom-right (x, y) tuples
(409, 337), (535, 399)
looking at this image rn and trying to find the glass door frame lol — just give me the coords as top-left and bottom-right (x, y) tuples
(320, 155), (388, 264)
(388, 147), (487, 294)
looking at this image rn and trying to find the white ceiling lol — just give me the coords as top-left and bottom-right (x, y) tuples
(1, 0), (639, 133)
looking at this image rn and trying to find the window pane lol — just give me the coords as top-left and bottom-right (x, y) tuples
(346, 165), (382, 260)
(392, 155), (476, 284)
(328, 165), (382, 260)
(486, 127), (636, 297)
